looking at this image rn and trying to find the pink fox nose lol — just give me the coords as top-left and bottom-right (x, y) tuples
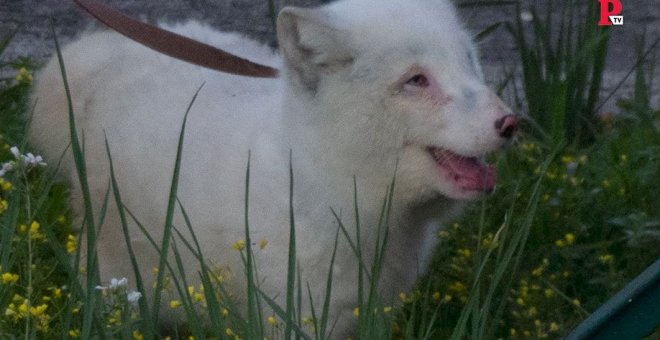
(495, 114), (519, 139)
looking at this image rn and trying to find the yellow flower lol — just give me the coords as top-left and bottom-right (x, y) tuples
(542, 193), (551, 203)
(169, 300), (182, 309)
(572, 298), (581, 307)
(52, 287), (62, 298)
(399, 292), (407, 303)
(555, 239), (566, 248)
(1, 272), (19, 284)
(68, 329), (80, 338)
(544, 288), (555, 298)
(0, 200), (7, 214)
(449, 281), (467, 294)
(267, 316), (277, 326)
(29, 303), (48, 317)
(509, 328), (517, 336)
(564, 233), (576, 245)
(531, 266), (544, 277)
(29, 221), (45, 240)
(457, 248), (471, 258)
(383, 306), (392, 313)
(107, 309), (121, 325)
(353, 307), (360, 317)
(66, 234), (77, 254)
(4, 304), (17, 320)
(222, 308), (229, 317)
(232, 239), (246, 251)
(520, 142), (538, 152)
(549, 322), (560, 332)
(442, 294), (452, 303)
(302, 316), (314, 326)
(57, 215), (67, 224)
(516, 297), (525, 306)
(0, 178), (12, 191)
(16, 67), (33, 83)
(598, 253), (614, 264)
(132, 330), (143, 340)
(259, 239), (268, 249)
(601, 179), (611, 188)
(225, 328), (235, 336)
(482, 233), (498, 249)
(520, 286), (529, 299)
(432, 291), (441, 301)
(569, 177), (581, 186)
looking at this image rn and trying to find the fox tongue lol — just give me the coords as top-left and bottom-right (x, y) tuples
(431, 148), (496, 191)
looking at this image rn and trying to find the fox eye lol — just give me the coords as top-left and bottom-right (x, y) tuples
(405, 74), (429, 88)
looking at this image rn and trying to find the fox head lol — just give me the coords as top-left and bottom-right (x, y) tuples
(277, 0), (519, 202)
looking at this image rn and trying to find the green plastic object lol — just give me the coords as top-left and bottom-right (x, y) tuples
(566, 259), (660, 340)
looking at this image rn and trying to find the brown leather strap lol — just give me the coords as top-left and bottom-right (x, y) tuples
(73, 0), (279, 78)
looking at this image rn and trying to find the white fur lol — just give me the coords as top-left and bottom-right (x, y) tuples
(30, 0), (514, 337)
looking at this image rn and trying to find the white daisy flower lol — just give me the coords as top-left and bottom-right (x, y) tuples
(127, 291), (142, 306)
(9, 146), (20, 158)
(109, 277), (129, 290)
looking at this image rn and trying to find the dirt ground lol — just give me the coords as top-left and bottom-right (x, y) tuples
(1, 0), (658, 111)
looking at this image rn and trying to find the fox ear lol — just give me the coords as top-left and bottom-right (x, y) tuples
(277, 7), (354, 92)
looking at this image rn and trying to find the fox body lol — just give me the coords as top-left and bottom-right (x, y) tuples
(30, 0), (517, 336)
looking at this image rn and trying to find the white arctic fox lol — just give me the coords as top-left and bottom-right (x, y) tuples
(30, 0), (518, 336)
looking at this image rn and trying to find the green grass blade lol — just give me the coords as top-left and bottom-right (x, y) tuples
(243, 151), (265, 340)
(257, 288), (312, 340)
(0, 30), (17, 56)
(331, 208), (370, 280)
(151, 82), (205, 326)
(52, 24), (106, 339)
(104, 135), (155, 335)
(319, 227), (340, 339)
(168, 238), (206, 339)
(306, 282), (319, 339)
(449, 147), (558, 339)
(475, 22), (503, 43)
(595, 36), (660, 113)
(353, 177), (364, 334)
(285, 150), (297, 339)
(176, 199), (225, 338)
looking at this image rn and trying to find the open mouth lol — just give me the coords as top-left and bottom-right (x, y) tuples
(427, 146), (496, 192)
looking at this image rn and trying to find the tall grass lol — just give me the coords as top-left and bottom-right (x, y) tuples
(507, 0), (610, 146)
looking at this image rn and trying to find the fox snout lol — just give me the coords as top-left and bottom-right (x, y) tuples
(495, 114), (520, 139)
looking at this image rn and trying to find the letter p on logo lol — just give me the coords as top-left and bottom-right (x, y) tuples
(598, 0), (623, 26)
